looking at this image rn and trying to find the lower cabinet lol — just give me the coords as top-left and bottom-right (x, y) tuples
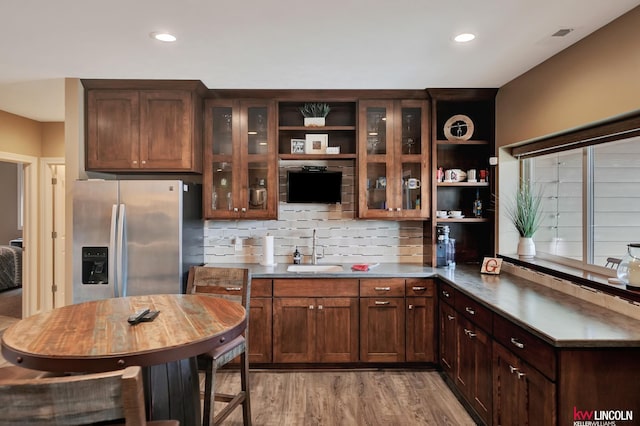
(456, 315), (493, 425)
(272, 279), (359, 363)
(439, 301), (457, 377)
(493, 342), (556, 426)
(406, 279), (436, 362)
(247, 278), (273, 363)
(359, 279), (405, 362)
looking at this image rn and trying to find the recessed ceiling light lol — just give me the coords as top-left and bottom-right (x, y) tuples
(454, 33), (476, 43)
(150, 32), (177, 42)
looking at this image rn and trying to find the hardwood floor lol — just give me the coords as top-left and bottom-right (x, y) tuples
(209, 369), (475, 425)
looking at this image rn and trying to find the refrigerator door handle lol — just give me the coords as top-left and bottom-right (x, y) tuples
(109, 204), (119, 298)
(116, 204), (128, 297)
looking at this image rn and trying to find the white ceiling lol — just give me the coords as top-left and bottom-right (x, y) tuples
(1, 0), (638, 122)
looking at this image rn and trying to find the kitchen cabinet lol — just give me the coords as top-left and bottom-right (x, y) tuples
(358, 100), (430, 219)
(405, 279), (435, 362)
(438, 284), (458, 380)
(247, 279), (273, 364)
(272, 279), (359, 363)
(428, 89), (497, 265)
(493, 342), (555, 426)
(84, 81), (204, 173)
(203, 99), (278, 219)
(359, 279), (405, 362)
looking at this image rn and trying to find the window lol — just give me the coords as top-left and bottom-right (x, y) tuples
(523, 135), (640, 269)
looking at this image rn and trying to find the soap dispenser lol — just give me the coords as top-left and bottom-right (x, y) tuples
(293, 247), (302, 264)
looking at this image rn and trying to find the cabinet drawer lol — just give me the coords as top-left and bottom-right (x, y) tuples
(455, 292), (492, 332)
(439, 282), (456, 305)
(406, 279), (435, 297)
(360, 279), (405, 297)
(493, 314), (556, 381)
(252, 279), (272, 297)
(273, 279), (359, 297)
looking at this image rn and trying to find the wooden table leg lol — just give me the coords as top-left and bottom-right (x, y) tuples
(143, 357), (201, 425)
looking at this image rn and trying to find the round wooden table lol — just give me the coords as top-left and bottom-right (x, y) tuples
(1, 294), (246, 425)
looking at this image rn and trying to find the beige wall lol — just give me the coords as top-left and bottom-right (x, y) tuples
(42, 122), (65, 157)
(0, 110), (42, 156)
(496, 6), (640, 148)
(0, 162), (21, 243)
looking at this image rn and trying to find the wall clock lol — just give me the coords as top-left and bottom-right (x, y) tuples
(443, 114), (474, 141)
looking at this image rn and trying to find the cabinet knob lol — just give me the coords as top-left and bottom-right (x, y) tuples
(412, 286), (426, 291)
(132, 160), (138, 165)
(516, 371), (526, 379)
(233, 208), (239, 212)
(141, 160), (146, 165)
(374, 287), (391, 291)
(509, 365), (518, 374)
(225, 287), (242, 291)
(510, 337), (525, 349)
(447, 315), (455, 321)
(318, 305), (323, 310)
(465, 307), (476, 315)
(408, 304), (414, 310)
(388, 208), (393, 212)
(442, 290), (450, 298)
(374, 301), (390, 305)
(396, 207), (401, 212)
(464, 328), (476, 338)
(241, 207), (246, 213)
(309, 305), (314, 310)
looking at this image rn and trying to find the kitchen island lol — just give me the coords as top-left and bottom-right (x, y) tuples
(209, 261), (640, 425)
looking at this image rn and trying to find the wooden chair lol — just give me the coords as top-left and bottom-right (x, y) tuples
(0, 366), (178, 426)
(186, 266), (252, 426)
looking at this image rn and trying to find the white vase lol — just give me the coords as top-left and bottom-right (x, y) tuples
(517, 237), (536, 259)
(304, 117), (325, 127)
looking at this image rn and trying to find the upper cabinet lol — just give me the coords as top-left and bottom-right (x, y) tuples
(203, 99), (278, 220)
(428, 88), (498, 265)
(358, 99), (430, 219)
(83, 80), (205, 173)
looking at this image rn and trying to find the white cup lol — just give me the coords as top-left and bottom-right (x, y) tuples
(467, 169), (477, 182)
(407, 178), (421, 189)
(444, 170), (454, 182)
(448, 210), (462, 217)
(436, 210), (448, 218)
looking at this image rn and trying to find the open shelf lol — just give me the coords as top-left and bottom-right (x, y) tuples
(279, 153), (356, 160)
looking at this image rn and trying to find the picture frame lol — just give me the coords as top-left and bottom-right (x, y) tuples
(305, 134), (328, 154)
(290, 138), (306, 154)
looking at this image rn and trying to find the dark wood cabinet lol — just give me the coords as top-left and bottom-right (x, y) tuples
(358, 99), (430, 219)
(272, 279), (359, 363)
(84, 81), (204, 173)
(247, 279), (273, 364)
(456, 315), (493, 425)
(493, 342), (556, 426)
(428, 89), (497, 265)
(359, 279), (405, 362)
(439, 300), (457, 377)
(203, 98), (277, 219)
(405, 279), (435, 362)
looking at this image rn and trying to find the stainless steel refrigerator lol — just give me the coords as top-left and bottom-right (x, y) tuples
(72, 180), (203, 303)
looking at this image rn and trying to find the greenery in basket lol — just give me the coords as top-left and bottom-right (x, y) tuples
(299, 102), (331, 118)
(504, 180), (544, 238)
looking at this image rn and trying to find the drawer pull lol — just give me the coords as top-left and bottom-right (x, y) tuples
(516, 371), (526, 379)
(374, 287), (391, 291)
(447, 315), (455, 321)
(464, 328), (476, 338)
(510, 337), (525, 349)
(465, 307), (475, 315)
(408, 304), (414, 310)
(318, 305), (323, 310)
(375, 301), (390, 305)
(412, 286), (426, 291)
(509, 365), (518, 374)
(225, 287), (242, 291)
(309, 305), (314, 310)
(442, 290), (450, 298)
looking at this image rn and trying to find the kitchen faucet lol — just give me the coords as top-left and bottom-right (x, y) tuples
(311, 229), (323, 264)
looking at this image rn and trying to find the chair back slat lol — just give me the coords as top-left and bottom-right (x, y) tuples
(187, 266), (251, 310)
(0, 366), (149, 426)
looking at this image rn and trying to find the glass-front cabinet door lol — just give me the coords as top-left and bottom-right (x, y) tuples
(358, 99), (429, 219)
(204, 99), (277, 219)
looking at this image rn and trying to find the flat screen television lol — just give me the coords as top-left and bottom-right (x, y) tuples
(287, 170), (342, 204)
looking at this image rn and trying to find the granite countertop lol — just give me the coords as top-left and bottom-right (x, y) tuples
(206, 262), (640, 348)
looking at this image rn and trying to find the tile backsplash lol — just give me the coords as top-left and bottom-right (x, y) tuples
(204, 160), (425, 265)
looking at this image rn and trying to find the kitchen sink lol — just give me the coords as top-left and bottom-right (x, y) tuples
(286, 264), (344, 273)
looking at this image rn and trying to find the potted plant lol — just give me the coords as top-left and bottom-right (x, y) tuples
(299, 103), (331, 127)
(504, 180), (543, 259)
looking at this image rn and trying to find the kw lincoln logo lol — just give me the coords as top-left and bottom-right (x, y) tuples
(573, 406), (634, 426)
